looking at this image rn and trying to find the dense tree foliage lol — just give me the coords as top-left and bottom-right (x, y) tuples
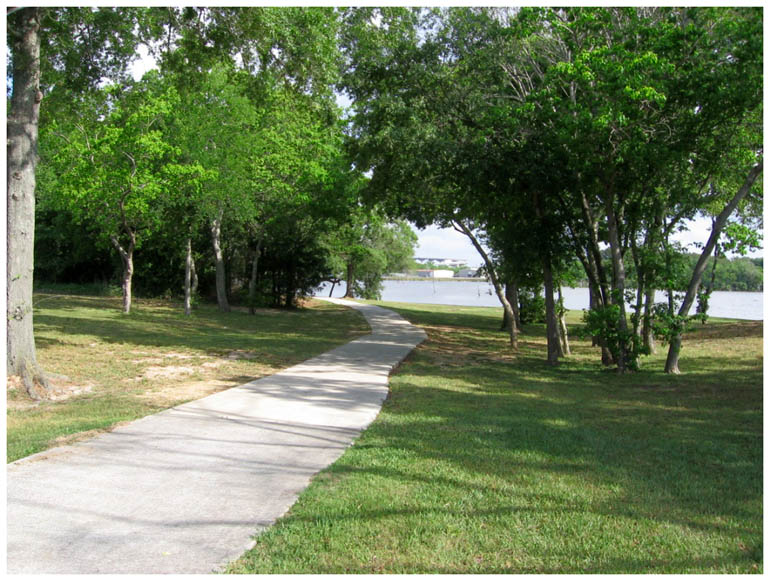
(28, 7), (415, 317)
(340, 6), (762, 373)
(9, 6), (762, 387)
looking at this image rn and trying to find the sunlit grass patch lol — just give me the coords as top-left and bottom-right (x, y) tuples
(227, 301), (762, 574)
(7, 294), (369, 462)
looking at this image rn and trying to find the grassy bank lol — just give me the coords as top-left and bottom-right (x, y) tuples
(227, 302), (763, 574)
(7, 294), (369, 462)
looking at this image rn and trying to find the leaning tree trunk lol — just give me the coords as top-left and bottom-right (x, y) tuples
(7, 7), (49, 397)
(210, 209), (229, 312)
(453, 219), (518, 349)
(665, 162), (763, 374)
(184, 237), (193, 316)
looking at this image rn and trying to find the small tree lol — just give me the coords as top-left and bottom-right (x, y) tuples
(43, 76), (179, 313)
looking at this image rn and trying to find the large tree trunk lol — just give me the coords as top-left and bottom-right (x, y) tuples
(184, 236), (193, 316)
(501, 280), (521, 332)
(453, 219), (518, 349)
(665, 162), (763, 374)
(605, 194), (631, 372)
(210, 209), (229, 312)
(542, 256), (560, 365)
(343, 260), (355, 298)
(110, 233), (135, 314)
(7, 8), (50, 397)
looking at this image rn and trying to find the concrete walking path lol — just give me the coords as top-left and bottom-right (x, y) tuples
(7, 298), (425, 574)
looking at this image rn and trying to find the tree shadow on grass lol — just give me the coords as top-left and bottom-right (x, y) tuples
(292, 343), (762, 573)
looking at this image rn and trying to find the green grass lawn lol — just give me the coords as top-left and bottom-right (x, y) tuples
(7, 294), (369, 462)
(227, 302), (763, 574)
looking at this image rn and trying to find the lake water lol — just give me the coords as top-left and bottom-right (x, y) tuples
(316, 279), (763, 321)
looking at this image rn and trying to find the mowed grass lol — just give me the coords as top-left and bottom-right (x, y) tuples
(227, 302), (763, 574)
(7, 294), (369, 462)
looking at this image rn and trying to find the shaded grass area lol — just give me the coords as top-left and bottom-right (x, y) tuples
(227, 301), (762, 574)
(7, 294), (369, 462)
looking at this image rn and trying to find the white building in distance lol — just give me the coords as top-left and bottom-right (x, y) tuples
(413, 257), (467, 268)
(415, 269), (455, 279)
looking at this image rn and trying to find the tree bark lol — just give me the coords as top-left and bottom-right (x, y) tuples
(210, 208), (229, 312)
(642, 285), (656, 354)
(248, 237), (262, 315)
(7, 8), (50, 397)
(605, 193), (630, 372)
(110, 233), (135, 314)
(184, 237), (193, 316)
(501, 281), (521, 331)
(580, 191), (610, 306)
(665, 162), (763, 373)
(453, 219), (518, 349)
(557, 286), (570, 356)
(542, 256), (560, 365)
(191, 253), (199, 297)
(343, 260), (355, 298)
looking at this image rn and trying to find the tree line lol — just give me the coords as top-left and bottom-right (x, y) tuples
(7, 7), (763, 395)
(340, 7), (762, 373)
(7, 7), (415, 394)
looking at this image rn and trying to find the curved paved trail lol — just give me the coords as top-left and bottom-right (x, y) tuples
(7, 298), (425, 574)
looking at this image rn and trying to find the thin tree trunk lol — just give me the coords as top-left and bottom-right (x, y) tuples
(532, 191), (560, 363)
(191, 254), (198, 296)
(581, 236), (611, 362)
(630, 239), (645, 338)
(7, 7), (49, 397)
(557, 286), (570, 356)
(580, 191), (610, 305)
(588, 275), (600, 347)
(184, 237), (193, 316)
(110, 234), (135, 314)
(453, 219), (518, 349)
(665, 162), (763, 373)
(642, 286), (656, 354)
(210, 209), (229, 312)
(248, 238), (262, 315)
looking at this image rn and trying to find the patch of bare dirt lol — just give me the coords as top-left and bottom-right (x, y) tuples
(138, 378), (244, 407)
(127, 352), (225, 381)
(141, 365), (197, 380)
(7, 374), (95, 409)
(226, 350), (258, 360)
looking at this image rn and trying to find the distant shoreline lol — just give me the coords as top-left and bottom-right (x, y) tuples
(381, 278), (763, 293)
(384, 276), (490, 282)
